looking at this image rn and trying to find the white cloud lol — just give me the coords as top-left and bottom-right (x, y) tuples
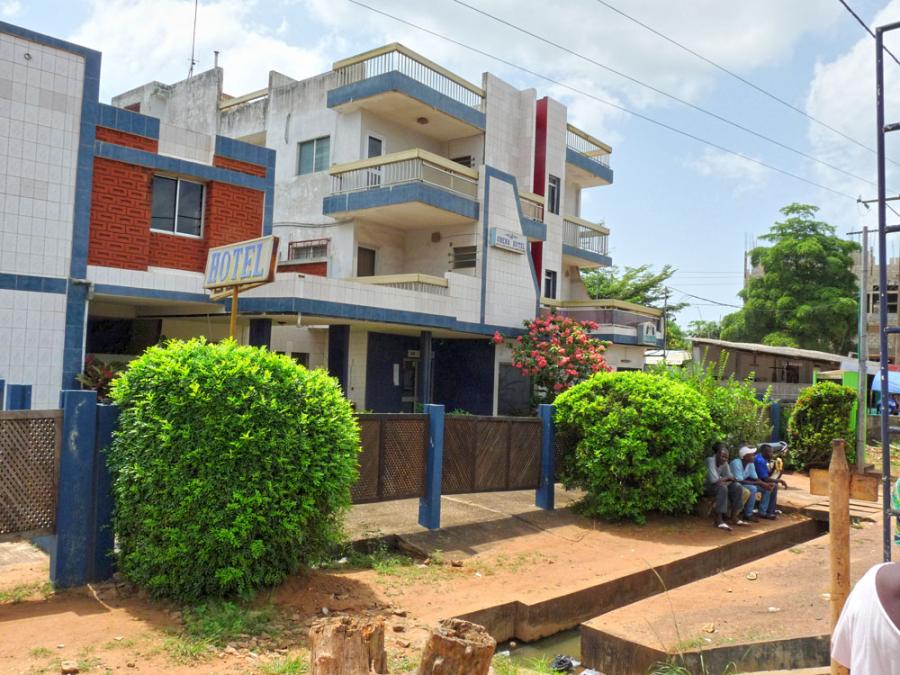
(69, 0), (332, 100)
(686, 147), (768, 194)
(1, 1), (22, 18)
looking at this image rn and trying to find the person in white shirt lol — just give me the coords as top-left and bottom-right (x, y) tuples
(831, 562), (900, 674)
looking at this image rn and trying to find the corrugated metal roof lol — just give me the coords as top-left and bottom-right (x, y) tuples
(690, 338), (849, 364)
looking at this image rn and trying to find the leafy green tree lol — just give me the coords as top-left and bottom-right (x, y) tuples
(665, 320), (689, 350)
(720, 204), (858, 352)
(687, 320), (721, 339)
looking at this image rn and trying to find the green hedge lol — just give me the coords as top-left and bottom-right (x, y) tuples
(786, 381), (856, 469)
(554, 371), (715, 523)
(108, 339), (359, 601)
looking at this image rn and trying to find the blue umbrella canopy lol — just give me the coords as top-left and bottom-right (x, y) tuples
(871, 371), (900, 394)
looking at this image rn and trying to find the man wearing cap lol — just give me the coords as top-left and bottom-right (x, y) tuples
(730, 444), (775, 522)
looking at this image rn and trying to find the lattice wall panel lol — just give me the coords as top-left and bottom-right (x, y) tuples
(508, 421), (541, 489)
(351, 417), (381, 503)
(474, 420), (508, 491)
(381, 416), (427, 500)
(0, 412), (61, 537)
(443, 418), (476, 494)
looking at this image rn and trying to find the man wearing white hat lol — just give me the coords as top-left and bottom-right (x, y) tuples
(729, 444), (775, 522)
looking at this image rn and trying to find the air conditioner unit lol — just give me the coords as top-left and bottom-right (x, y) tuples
(638, 322), (658, 346)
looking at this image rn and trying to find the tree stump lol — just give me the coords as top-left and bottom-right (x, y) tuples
(309, 616), (388, 675)
(416, 618), (496, 675)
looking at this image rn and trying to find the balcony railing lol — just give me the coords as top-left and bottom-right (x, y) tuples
(566, 124), (611, 168)
(333, 44), (485, 112)
(542, 299), (662, 330)
(519, 191), (544, 222)
(350, 273), (449, 296)
(563, 216), (609, 256)
(329, 149), (478, 199)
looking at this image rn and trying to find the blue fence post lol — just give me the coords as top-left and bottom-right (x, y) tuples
(536, 404), (555, 510)
(0, 379), (5, 409)
(770, 401), (782, 442)
(6, 384), (32, 410)
(418, 404), (444, 530)
(90, 403), (119, 582)
(51, 390), (98, 588)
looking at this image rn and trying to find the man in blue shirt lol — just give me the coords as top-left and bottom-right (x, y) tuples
(730, 445), (775, 521)
(754, 444), (787, 519)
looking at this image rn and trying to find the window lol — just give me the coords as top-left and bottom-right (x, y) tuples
(287, 239), (328, 262)
(870, 284), (899, 314)
(544, 269), (558, 299)
(451, 155), (474, 168)
(297, 136), (330, 175)
(291, 352), (310, 367)
(547, 175), (560, 215)
(452, 245), (477, 270)
(357, 247), (376, 277)
(367, 135), (384, 158)
(150, 176), (204, 236)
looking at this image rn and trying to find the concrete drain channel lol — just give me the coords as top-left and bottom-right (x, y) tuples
(449, 518), (829, 673)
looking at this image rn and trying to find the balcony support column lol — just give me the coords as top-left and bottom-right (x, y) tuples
(420, 330), (434, 406)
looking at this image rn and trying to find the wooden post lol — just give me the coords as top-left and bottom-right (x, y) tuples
(829, 438), (850, 675)
(309, 616), (387, 675)
(229, 287), (239, 341)
(416, 618), (495, 675)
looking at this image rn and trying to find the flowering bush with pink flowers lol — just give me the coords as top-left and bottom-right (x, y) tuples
(497, 314), (610, 402)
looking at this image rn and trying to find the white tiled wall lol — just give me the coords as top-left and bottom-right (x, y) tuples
(158, 122), (213, 164)
(0, 32), (84, 279)
(0, 288), (66, 409)
(270, 325), (327, 368)
(347, 326), (367, 409)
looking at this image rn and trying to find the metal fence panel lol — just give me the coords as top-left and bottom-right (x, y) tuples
(352, 417), (381, 503)
(443, 417), (477, 494)
(381, 415), (428, 500)
(0, 410), (62, 539)
(474, 419), (510, 491)
(508, 420), (542, 489)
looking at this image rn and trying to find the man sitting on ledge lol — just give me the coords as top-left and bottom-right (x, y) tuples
(730, 445), (775, 522)
(754, 443), (787, 519)
(704, 442), (747, 531)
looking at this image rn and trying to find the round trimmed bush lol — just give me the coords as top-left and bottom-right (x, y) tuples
(108, 339), (359, 601)
(786, 381), (856, 469)
(554, 371), (715, 523)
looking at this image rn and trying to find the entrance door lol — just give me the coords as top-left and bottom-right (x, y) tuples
(366, 135), (384, 188)
(357, 247), (376, 277)
(400, 357), (419, 412)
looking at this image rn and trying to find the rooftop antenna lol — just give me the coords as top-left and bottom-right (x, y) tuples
(188, 0), (199, 78)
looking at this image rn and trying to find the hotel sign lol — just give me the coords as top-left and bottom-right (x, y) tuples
(489, 228), (527, 254)
(204, 235), (277, 292)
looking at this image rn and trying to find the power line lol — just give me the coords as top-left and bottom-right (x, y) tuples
(669, 287), (742, 308)
(347, 0), (861, 202)
(837, 0), (900, 68)
(452, 0), (878, 188)
(593, 0), (900, 168)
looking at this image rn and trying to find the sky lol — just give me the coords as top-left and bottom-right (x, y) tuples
(6, 0), (900, 325)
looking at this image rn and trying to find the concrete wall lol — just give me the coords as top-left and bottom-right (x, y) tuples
(604, 343), (648, 371)
(270, 325), (327, 368)
(540, 98), (567, 296)
(347, 325), (368, 409)
(483, 74), (535, 188)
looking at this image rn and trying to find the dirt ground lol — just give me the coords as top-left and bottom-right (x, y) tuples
(584, 515), (887, 653)
(0, 484), (832, 674)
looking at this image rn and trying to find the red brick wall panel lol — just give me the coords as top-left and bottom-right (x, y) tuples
(213, 155), (267, 177)
(88, 158), (153, 270)
(279, 261), (327, 276)
(205, 182), (265, 248)
(96, 126), (159, 153)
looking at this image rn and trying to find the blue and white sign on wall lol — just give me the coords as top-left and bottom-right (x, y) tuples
(204, 235), (277, 292)
(489, 228), (527, 254)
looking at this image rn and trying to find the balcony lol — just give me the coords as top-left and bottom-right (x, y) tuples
(541, 299), (663, 347)
(566, 124), (614, 187)
(323, 149), (479, 228)
(519, 191), (547, 240)
(562, 216), (611, 267)
(328, 44), (486, 141)
(349, 273), (449, 296)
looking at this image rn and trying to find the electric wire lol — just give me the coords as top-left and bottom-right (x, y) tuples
(593, 0), (900, 167)
(668, 287), (742, 308)
(837, 0), (900, 68)
(452, 0), (877, 188)
(347, 0), (861, 202)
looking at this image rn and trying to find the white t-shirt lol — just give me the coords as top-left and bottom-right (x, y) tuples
(832, 563), (900, 674)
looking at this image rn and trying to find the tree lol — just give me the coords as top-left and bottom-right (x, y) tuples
(665, 321), (689, 350)
(720, 204), (858, 353)
(582, 264), (687, 314)
(686, 320), (721, 339)
(495, 314), (610, 402)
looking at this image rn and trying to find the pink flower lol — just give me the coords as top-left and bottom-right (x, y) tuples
(492, 331), (504, 344)
(536, 356), (548, 368)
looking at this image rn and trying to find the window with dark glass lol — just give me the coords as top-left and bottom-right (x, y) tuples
(150, 176), (204, 236)
(544, 269), (558, 299)
(297, 136), (330, 175)
(357, 247), (376, 277)
(547, 175), (560, 215)
(452, 245), (477, 270)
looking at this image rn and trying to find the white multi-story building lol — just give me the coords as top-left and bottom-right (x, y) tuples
(112, 43), (662, 414)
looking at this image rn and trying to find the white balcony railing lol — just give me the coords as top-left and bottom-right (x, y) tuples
(563, 216), (609, 256)
(519, 191), (544, 222)
(350, 273), (449, 296)
(333, 44), (485, 112)
(566, 124), (611, 168)
(329, 149), (478, 199)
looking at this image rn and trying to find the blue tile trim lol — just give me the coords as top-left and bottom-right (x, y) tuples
(0, 21), (100, 60)
(94, 142), (270, 191)
(562, 244), (612, 267)
(481, 166), (542, 323)
(521, 217), (547, 241)
(214, 135), (275, 169)
(93, 284), (212, 304)
(97, 103), (160, 139)
(0, 272), (67, 294)
(566, 148), (614, 184)
(323, 182), (479, 220)
(327, 72), (485, 130)
(593, 332), (664, 348)
(233, 295), (524, 338)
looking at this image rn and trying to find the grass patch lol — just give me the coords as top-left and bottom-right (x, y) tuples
(259, 653), (310, 674)
(325, 542), (454, 586)
(0, 581), (53, 604)
(182, 600), (277, 646)
(29, 647), (53, 658)
(162, 635), (214, 664)
(672, 637), (707, 651)
(76, 656), (103, 672)
(387, 652), (418, 673)
(491, 654), (556, 674)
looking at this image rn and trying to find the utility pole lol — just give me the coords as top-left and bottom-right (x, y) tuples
(857, 227), (869, 474)
(662, 287), (669, 364)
